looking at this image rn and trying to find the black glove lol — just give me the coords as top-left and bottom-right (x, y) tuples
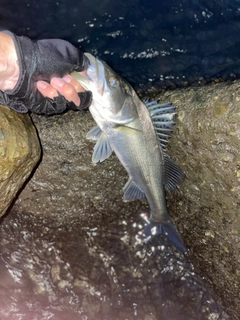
(0, 31), (92, 115)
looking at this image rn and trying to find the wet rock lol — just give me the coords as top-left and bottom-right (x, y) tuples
(156, 80), (240, 319)
(0, 105), (40, 217)
(2, 80), (239, 319)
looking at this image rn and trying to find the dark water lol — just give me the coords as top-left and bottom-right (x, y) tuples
(1, 0), (240, 87)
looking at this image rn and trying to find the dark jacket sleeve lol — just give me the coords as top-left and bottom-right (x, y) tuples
(0, 31), (92, 115)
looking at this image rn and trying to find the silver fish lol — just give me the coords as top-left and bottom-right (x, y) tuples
(72, 54), (186, 252)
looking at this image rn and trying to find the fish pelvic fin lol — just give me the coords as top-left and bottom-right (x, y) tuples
(123, 178), (146, 201)
(92, 132), (113, 163)
(164, 154), (185, 192)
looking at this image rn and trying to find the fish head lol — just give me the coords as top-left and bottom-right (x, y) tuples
(72, 53), (138, 124)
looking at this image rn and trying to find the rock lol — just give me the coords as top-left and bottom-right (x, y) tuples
(0, 105), (41, 217)
(156, 80), (240, 318)
(4, 80), (240, 319)
(14, 110), (138, 225)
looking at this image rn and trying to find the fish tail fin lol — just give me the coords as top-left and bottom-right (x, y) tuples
(141, 213), (187, 253)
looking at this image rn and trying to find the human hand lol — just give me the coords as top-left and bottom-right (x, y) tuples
(0, 31), (92, 115)
(37, 73), (87, 107)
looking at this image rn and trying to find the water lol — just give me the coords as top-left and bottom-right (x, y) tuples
(1, 0), (240, 87)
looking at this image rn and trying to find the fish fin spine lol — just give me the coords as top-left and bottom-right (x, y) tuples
(145, 100), (176, 151)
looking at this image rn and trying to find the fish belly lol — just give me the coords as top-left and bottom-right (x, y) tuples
(106, 115), (168, 220)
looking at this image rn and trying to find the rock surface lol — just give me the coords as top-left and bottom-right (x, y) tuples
(0, 105), (40, 217)
(1, 80), (239, 319)
(154, 80), (240, 319)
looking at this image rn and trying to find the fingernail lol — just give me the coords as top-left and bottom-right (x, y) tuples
(37, 81), (48, 89)
(62, 74), (72, 83)
(51, 78), (64, 87)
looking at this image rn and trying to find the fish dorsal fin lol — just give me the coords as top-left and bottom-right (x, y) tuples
(86, 125), (102, 141)
(92, 132), (113, 163)
(164, 154), (185, 192)
(123, 177), (146, 201)
(145, 101), (176, 152)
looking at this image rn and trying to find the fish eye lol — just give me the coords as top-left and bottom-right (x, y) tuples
(109, 77), (119, 88)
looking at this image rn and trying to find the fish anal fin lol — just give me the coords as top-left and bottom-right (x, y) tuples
(92, 132), (113, 163)
(164, 154), (185, 192)
(123, 178), (146, 201)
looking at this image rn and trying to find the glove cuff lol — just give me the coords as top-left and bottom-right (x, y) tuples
(0, 30), (33, 113)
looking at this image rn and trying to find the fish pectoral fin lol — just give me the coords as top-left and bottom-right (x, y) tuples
(123, 178), (146, 201)
(92, 133), (113, 163)
(86, 125), (102, 141)
(164, 154), (185, 192)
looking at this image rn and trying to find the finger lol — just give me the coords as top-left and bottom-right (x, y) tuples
(50, 77), (80, 106)
(62, 74), (85, 92)
(37, 81), (58, 99)
(79, 70), (87, 76)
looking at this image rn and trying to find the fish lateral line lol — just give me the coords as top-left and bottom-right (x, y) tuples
(113, 123), (142, 135)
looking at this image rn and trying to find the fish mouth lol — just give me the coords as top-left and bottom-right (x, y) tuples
(71, 53), (106, 95)
(71, 70), (106, 109)
(71, 71), (92, 91)
(71, 66), (110, 118)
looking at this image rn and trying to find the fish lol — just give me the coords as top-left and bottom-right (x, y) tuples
(72, 54), (186, 253)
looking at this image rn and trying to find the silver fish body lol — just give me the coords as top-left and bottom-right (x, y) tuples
(72, 54), (186, 252)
